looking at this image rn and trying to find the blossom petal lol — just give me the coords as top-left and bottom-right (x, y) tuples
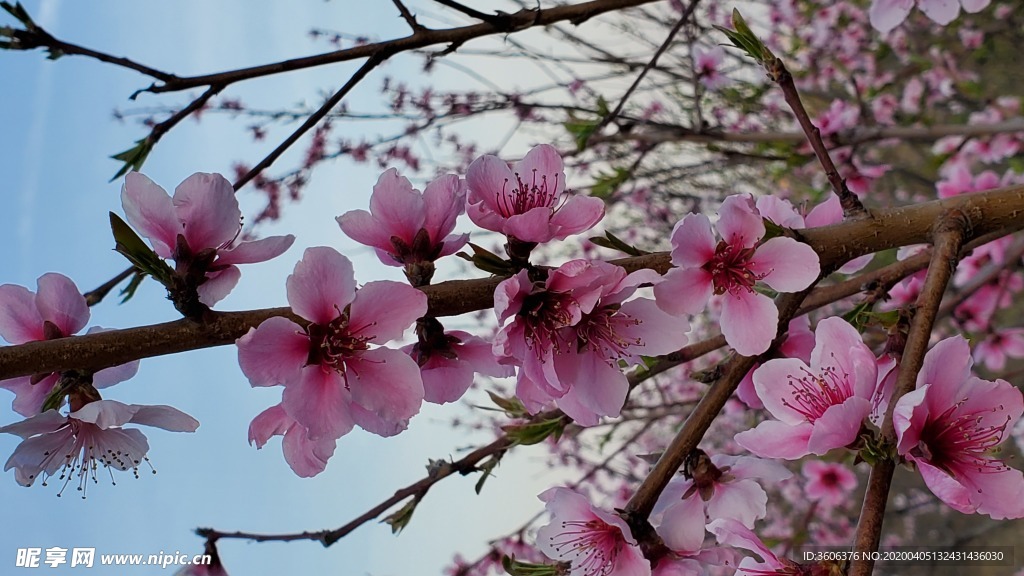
(869, 0), (914, 33)
(616, 298), (690, 360)
(129, 404), (200, 432)
(197, 265), (241, 307)
(807, 397), (871, 455)
(749, 237), (820, 292)
(708, 479), (768, 528)
(5, 427), (73, 486)
(418, 358), (476, 405)
(548, 195), (605, 239)
(915, 456), (974, 513)
(347, 348), (424, 427)
(658, 495), (706, 553)
(753, 359), (815, 424)
(173, 172), (241, 251)
(0, 284), (44, 344)
(286, 247), (356, 324)
(654, 267), (713, 316)
(349, 402), (409, 438)
(1, 373), (60, 417)
(282, 366), (355, 441)
(422, 174), (465, 241)
(721, 291), (778, 356)
(466, 154), (514, 215)
(516, 144), (565, 197)
(918, 0), (960, 25)
(216, 235), (295, 266)
(348, 281), (427, 344)
(282, 422), (336, 477)
(121, 172), (179, 258)
(504, 206), (559, 243)
(669, 213), (717, 268)
(71, 400), (139, 429)
(717, 195), (764, 248)
(336, 210), (393, 254)
(237, 318), (309, 387)
(968, 465), (1024, 519)
(917, 336), (972, 409)
(734, 420), (813, 459)
(368, 168), (426, 243)
(35, 273), (88, 336)
(248, 405), (292, 449)
(0, 409), (67, 438)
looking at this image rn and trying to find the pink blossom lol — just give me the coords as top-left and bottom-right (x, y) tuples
(654, 451), (792, 531)
(974, 328), (1024, 372)
(708, 518), (807, 575)
(654, 194), (820, 356)
(870, 0), (993, 33)
(0, 400), (198, 494)
(120, 172), (295, 306)
(535, 487), (651, 576)
(337, 169), (469, 285)
(801, 461), (857, 508)
(756, 193), (871, 274)
(694, 46), (729, 90)
(403, 322), (513, 405)
(893, 336), (1024, 519)
(236, 247), (427, 444)
(737, 317), (815, 410)
(466, 144), (605, 245)
(248, 404), (336, 478)
(0, 274), (139, 416)
(735, 317), (877, 459)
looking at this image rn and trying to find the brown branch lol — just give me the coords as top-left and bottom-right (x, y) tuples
(392, 0), (427, 32)
(849, 209), (972, 576)
(3, 186), (1024, 381)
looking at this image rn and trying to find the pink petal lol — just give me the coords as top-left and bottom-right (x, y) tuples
(548, 195), (605, 239)
(918, 0), (960, 24)
(281, 421), (336, 477)
(34, 273), (88, 336)
(753, 358), (815, 424)
(960, 0), (990, 12)
(812, 317), (877, 399)
(88, 326), (140, 388)
(336, 210), (393, 254)
(450, 332), (514, 378)
(348, 281), (427, 344)
(555, 352), (628, 426)
(717, 195), (764, 248)
(437, 232), (471, 258)
(658, 495), (706, 553)
(5, 427), (74, 486)
(349, 402), (410, 437)
(129, 404), (200, 432)
(615, 298), (690, 360)
(803, 193), (843, 227)
(71, 400), (139, 429)
(718, 454), (793, 482)
(347, 348), (424, 425)
(418, 358), (476, 404)
(236, 318), (309, 387)
(216, 235), (295, 266)
(286, 247), (356, 325)
(516, 144), (565, 197)
(807, 397), (872, 455)
(736, 366), (765, 409)
(172, 172), (241, 251)
(749, 237), (820, 292)
(893, 385), (929, 454)
(917, 336), (973, 409)
(734, 420), (813, 459)
(197, 265), (241, 307)
(869, 0), (914, 33)
(955, 376), (1024, 430)
(2, 373), (59, 417)
(968, 465), (1024, 519)
(465, 198), (507, 234)
(0, 409), (67, 438)
(422, 174), (465, 241)
(707, 479), (768, 528)
(0, 284), (44, 344)
(121, 172), (179, 258)
(668, 213), (716, 268)
(755, 196), (803, 228)
(282, 366), (355, 441)
(368, 168), (426, 243)
(654, 267), (713, 316)
(466, 154), (514, 215)
(914, 457), (974, 513)
(504, 206), (558, 243)
(248, 405), (292, 448)
(721, 291), (778, 356)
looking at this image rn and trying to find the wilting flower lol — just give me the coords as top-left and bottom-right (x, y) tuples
(0, 400), (198, 494)
(802, 461), (857, 508)
(337, 169), (469, 286)
(654, 194), (819, 356)
(121, 172), (294, 306)
(0, 273), (139, 416)
(248, 404), (336, 478)
(466, 144), (604, 245)
(536, 487), (651, 576)
(735, 317), (877, 459)
(654, 451), (792, 530)
(894, 336), (1024, 519)
(236, 247), (427, 443)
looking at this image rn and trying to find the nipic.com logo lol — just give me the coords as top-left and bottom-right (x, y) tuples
(15, 547), (212, 569)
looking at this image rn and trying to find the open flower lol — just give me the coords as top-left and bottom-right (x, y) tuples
(894, 336), (1024, 519)
(248, 404), (336, 478)
(337, 169), (468, 286)
(0, 400), (198, 494)
(654, 194), (819, 356)
(466, 144), (604, 245)
(536, 487), (650, 576)
(121, 172), (295, 306)
(0, 273), (139, 416)
(236, 247), (427, 443)
(403, 319), (513, 405)
(802, 461), (857, 508)
(735, 317), (877, 459)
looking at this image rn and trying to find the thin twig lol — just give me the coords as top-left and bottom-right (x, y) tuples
(392, 0), (427, 32)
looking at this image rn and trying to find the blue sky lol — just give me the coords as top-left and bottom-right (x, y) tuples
(0, 2), (570, 574)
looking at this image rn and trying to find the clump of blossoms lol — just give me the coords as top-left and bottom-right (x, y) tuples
(894, 336), (1024, 519)
(0, 399), (198, 496)
(120, 171), (295, 314)
(236, 247), (427, 466)
(0, 273), (139, 416)
(654, 194), (820, 356)
(466, 143), (604, 261)
(870, 0), (993, 33)
(337, 168), (468, 286)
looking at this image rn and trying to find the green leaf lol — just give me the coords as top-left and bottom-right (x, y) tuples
(110, 138), (153, 182)
(109, 212), (174, 285)
(503, 417), (565, 446)
(588, 231), (646, 257)
(502, 555), (560, 576)
(381, 497), (420, 534)
(589, 167), (630, 200)
(486, 391), (528, 418)
(455, 243), (515, 275)
(714, 9), (776, 66)
(474, 455), (501, 495)
(118, 271), (147, 304)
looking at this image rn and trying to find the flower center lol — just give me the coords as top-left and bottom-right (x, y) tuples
(573, 304), (642, 363)
(781, 364), (852, 422)
(549, 519), (624, 576)
(306, 310), (374, 387)
(914, 397), (1011, 476)
(497, 169), (562, 217)
(703, 240), (766, 295)
(520, 292), (577, 360)
(33, 421), (153, 499)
